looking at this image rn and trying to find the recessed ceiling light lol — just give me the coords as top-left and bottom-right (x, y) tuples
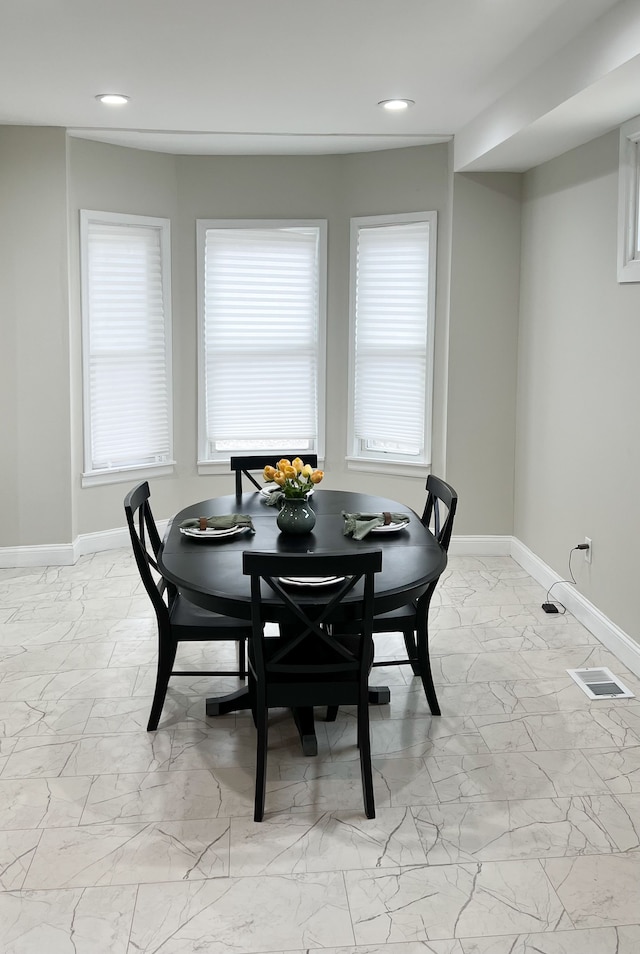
(378, 99), (415, 111)
(96, 93), (130, 106)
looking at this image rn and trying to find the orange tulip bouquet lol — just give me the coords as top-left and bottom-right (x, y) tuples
(263, 458), (324, 498)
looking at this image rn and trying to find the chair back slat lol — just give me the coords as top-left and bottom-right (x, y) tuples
(230, 453), (318, 497)
(243, 549), (381, 681)
(124, 481), (171, 620)
(421, 475), (458, 552)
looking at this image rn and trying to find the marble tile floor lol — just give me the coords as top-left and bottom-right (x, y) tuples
(0, 551), (639, 953)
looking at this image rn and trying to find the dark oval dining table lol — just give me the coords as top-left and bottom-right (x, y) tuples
(158, 488), (447, 752)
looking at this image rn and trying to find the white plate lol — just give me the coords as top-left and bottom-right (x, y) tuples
(260, 482), (314, 498)
(369, 520), (410, 534)
(180, 525), (249, 540)
(279, 575), (346, 588)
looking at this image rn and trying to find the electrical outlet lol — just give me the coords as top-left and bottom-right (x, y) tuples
(585, 537), (592, 564)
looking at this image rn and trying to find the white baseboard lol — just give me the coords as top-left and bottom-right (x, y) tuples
(510, 538), (640, 680)
(2, 527), (639, 682)
(0, 543), (76, 568)
(449, 535), (512, 557)
(0, 521), (169, 569)
(3, 528), (506, 567)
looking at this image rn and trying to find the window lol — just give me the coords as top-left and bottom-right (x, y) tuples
(197, 220), (326, 467)
(618, 115), (640, 282)
(347, 211), (437, 471)
(80, 211), (174, 486)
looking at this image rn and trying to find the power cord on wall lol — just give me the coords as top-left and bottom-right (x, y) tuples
(541, 543), (589, 614)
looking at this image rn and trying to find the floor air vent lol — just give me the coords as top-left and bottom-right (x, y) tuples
(567, 667), (634, 700)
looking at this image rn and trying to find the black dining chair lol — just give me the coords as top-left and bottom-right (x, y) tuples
(365, 475), (457, 716)
(230, 453), (318, 497)
(124, 481), (252, 731)
(243, 548), (382, 821)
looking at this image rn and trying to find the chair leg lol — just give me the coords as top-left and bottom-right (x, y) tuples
(147, 638), (178, 731)
(238, 638), (247, 680)
(248, 671), (258, 729)
(357, 694), (375, 819)
(402, 627), (421, 676)
(254, 689), (268, 822)
(415, 616), (441, 716)
(325, 705), (339, 722)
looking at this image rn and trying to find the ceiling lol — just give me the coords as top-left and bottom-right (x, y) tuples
(2, 0), (640, 170)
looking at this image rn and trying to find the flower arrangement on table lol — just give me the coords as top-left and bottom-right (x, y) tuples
(263, 458), (324, 498)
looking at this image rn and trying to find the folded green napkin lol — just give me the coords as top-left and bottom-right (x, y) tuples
(342, 511), (409, 540)
(263, 490), (284, 507)
(180, 514), (255, 532)
(263, 489), (312, 507)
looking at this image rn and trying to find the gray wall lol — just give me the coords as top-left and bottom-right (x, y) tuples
(516, 130), (640, 642)
(1, 129), (520, 549)
(448, 172), (522, 535)
(65, 140), (463, 533)
(173, 144), (456, 517)
(67, 138), (180, 537)
(337, 146), (453, 508)
(172, 152), (345, 514)
(2, 123), (635, 648)
(0, 127), (72, 547)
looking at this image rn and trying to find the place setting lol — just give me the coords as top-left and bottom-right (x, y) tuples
(179, 514), (255, 541)
(342, 510), (410, 540)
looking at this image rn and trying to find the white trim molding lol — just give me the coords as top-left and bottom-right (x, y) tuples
(618, 115), (640, 282)
(0, 521), (170, 569)
(80, 210), (174, 481)
(2, 529), (638, 682)
(511, 537), (640, 680)
(448, 535), (512, 557)
(347, 211), (437, 468)
(0, 544), (78, 569)
(196, 218), (327, 465)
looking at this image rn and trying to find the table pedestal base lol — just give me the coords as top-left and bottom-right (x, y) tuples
(205, 687), (251, 717)
(204, 684), (390, 749)
(368, 685), (391, 705)
(292, 707), (318, 756)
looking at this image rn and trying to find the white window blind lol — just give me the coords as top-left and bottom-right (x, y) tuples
(80, 211), (173, 482)
(349, 213), (436, 466)
(198, 221), (326, 462)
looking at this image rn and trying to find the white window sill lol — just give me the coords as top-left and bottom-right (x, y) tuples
(618, 258), (640, 282)
(345, 456), (429, 479)
(82, 462), (176, 488)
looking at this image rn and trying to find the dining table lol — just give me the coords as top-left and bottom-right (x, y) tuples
(158, 487), (447, 754)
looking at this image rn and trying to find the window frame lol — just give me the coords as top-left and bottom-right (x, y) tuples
(79, 209), (174, 487)
(618, 115), (640, 282)
(346, 210), (437, 475)
(196, 218), (327, 473)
